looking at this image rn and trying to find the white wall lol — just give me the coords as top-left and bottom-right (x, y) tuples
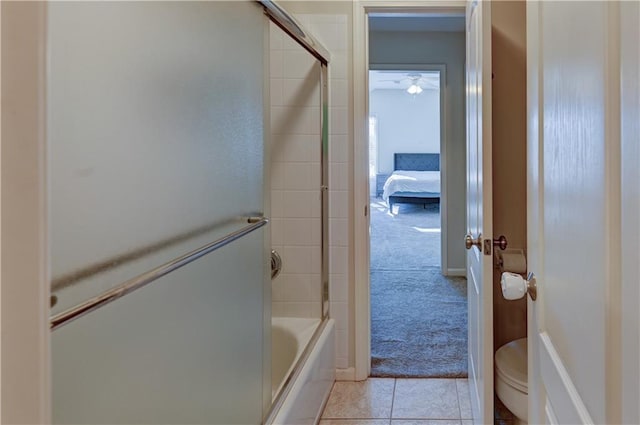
(370, 88), (440, 174)
(269, 22), (323, 319)
(369, 30), (466, 271)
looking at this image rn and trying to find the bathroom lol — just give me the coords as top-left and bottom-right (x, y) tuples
(2, 0), (596, 423)
(37, 1), (345, 423)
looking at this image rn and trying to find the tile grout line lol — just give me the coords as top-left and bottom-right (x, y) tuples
(388, 378), (397, 424)
(455, 378), (463, 423)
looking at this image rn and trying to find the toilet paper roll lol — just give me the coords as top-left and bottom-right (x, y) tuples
(501, 272), (527, 300)
(499, 250), (527, 274)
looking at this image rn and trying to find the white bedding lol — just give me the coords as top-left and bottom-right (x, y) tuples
(382, 170), (441, 201)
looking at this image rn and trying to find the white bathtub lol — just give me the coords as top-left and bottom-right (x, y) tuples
(269, 317), (335, 425)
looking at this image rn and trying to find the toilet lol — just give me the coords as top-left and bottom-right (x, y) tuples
(495, 337), (528, 424)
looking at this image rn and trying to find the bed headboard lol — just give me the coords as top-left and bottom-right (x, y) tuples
(394, 153), (440, 171)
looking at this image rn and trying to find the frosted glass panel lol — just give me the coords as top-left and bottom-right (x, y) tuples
(53, 233), (266, 424)
(48, 1), (269, 423)
(48, 1), (265, 305)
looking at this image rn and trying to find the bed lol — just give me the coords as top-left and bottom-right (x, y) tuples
(382, 153), (441, 211)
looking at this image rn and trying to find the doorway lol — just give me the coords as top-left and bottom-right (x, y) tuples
(368, 66), (468, 377)
(355, 9), (467, 377)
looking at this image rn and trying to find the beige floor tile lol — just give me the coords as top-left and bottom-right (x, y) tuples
(320, 420), (390, 425)
(392, 421), (461, 425)
(392, 379), (460, 419)
(322, 378), (395, 419)
(455, 379), (472, 419)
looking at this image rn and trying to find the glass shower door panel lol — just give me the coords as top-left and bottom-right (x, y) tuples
(47, 1), (269, 423)
(47, 1), (265, 306)
(52, 233), (266, 424)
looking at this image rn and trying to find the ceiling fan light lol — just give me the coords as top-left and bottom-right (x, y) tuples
(407, 84), (422, 95)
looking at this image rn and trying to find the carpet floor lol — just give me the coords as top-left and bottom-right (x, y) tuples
(370, 197), (468, 378)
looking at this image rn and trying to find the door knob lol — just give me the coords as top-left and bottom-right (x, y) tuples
(465, 233), (482, 250)
(493, 235), (508, 250)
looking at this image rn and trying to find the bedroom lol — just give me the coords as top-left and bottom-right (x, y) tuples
(369, 62), (467, 378)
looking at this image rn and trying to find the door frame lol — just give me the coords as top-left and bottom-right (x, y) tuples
(1, 2), (52, 422)
(352, 0), (466, 380)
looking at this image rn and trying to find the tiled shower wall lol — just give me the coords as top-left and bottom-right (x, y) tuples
(294, 14), (351, 370)
(269, 23), (323, 319)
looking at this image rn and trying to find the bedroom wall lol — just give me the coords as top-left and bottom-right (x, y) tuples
(270, 22), (323, 319)
(369, 30), (466, 272)
(370, 88), (440, 174)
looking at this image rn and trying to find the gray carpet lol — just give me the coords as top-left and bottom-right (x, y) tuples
(370, 197), (468, 378)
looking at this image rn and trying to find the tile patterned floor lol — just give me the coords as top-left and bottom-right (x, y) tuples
(320, 378), (474, 425)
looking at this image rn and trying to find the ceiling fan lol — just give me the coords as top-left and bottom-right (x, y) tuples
(374, 72), (440, 94)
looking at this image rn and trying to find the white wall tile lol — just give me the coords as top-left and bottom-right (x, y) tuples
(329, 246), (348, 275)
(330, 301), (348, 331)
(330, 162), (348, 190)
(270, 160), (285, 190)
(283, 163), (311, 190)
(311, 245), (322, 274)
(329, 273), (348, 302)
(330, 106), (348, 135)
(272, 302), (312, 318)
(336, 329), (349, 359)
(310, 274), (322, 301)
(272, 273), (312, 302)
(278, 134), (312, 162)
(284, 50), (316, 79)
(282, 245), (312, 274)
(282, 78), (320, 107)
(330, 79), (348, 108)
(271, 78), (283, 107)
(330, 134), (349, 163)
(329, 190), (348, 219)
(310, 193), (322, 219)
(271, 190), (284, 218)
(271, 218), (283, 246)
(282, 218), (312, 246)
(282, 191), (313, 218)
(329, 218), (348, 247)
(270, 49), (283, 79)
(269, 22), (283, 50)
(330, 51), (348, 80)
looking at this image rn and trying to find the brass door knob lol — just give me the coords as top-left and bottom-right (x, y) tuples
(465, 233), (482, 250)
(493, 235), (508, 251)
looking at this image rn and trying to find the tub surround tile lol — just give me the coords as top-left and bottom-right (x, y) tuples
(392, 379), (460, 420)
(461, 421), (473, 425)
(322, 379), (395, 419)
(455, 379), (472, 419)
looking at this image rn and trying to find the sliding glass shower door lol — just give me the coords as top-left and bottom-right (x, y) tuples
(48, 2), (271, 423)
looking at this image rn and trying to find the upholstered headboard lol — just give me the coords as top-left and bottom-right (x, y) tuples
(394, 153), (440, 171)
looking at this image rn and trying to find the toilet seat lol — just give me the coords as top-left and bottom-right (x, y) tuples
(495, 338), (528, 393)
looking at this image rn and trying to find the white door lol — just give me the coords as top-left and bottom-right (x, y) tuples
(465, 1), (493, 423)
(527, 2), (639, 424)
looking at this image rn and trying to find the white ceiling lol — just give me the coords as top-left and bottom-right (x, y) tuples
(369, 15), (465, 33)
(369, 70), (440, 92)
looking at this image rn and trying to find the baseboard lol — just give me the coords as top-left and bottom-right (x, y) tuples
(335, 367), (356, 381)
(446, 268), (466, 277)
